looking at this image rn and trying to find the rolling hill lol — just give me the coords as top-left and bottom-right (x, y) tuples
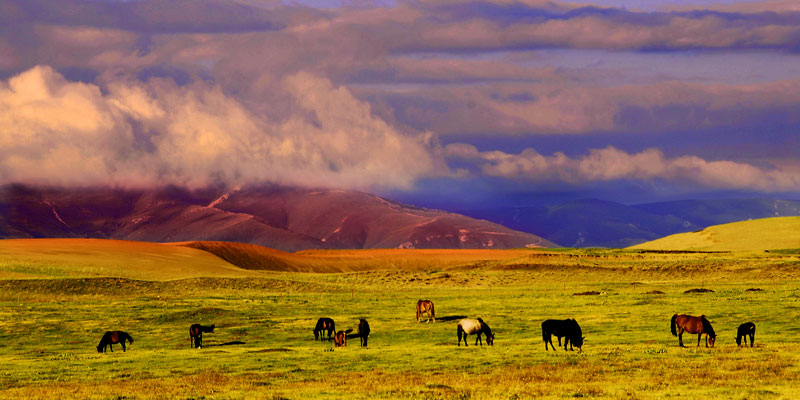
(0, 238), (536, 279)
(629, 216), (800, 251)
(0, 184), (554, 251)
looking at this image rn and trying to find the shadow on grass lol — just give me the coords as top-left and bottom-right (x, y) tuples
(434, 315), (468, 323)
(204, 341), (246, 347)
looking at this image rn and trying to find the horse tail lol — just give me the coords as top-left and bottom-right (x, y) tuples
(430, 302), (435, 321)
(700, 315), (715, 337)
(670, 314), (678, 336)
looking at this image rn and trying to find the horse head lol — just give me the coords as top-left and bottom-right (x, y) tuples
(486, 333), (495, 346)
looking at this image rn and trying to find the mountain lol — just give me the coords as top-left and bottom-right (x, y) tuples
(630, 216), (800, 251)
(0, 184), (555, 251)
(462, 198), (800, 248)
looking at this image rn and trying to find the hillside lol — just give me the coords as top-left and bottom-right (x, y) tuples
(0, 184), (554, 251)
(0, 238), (536, 279)
(630, 216), (800, 251)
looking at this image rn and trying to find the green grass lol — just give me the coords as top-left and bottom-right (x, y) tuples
(631, 216), (800, 251)
(2, 241), (800, 398)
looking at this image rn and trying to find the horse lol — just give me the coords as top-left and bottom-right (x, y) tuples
(97, 331), (134, 353)
(736, 322), (756, 347)
(189, 324), (215, 348)
(314, 317), (336, 341)
(334, 329), (353, 347)
(542, 319), (584, 352)
(416, 300), (435, 323)
(456, 318), (494, 346)
(358, 318), (370, 347)
(671, 314), (716, 348)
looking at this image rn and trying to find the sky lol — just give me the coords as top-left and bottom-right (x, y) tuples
(1, 0), (799, 208)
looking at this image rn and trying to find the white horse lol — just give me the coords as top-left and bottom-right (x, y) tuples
(457, 318), (494, 346)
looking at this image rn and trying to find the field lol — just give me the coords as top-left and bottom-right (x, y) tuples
(1, 240), (800, 399)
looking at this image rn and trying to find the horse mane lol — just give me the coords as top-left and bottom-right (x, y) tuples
(700, 315), (715, 337)
(477, 318), (492, 334)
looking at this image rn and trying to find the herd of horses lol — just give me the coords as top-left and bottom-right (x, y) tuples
(95, 300), (758, 353)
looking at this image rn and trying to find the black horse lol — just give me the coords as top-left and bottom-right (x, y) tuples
(314, 317), (336, 341)
(542, 319), (584, 352)
(736, 322), (756, 347)
(97, 331), (134, 353)
(358, 318), (371, 347)
(189, 324), (215, 348)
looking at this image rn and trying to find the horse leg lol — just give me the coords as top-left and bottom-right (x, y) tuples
(121, 341), (126, 352)
(476, 333), (482, 346)
(698, 333), (703, 347)
(678, 330), (685, 347)
(750, 333), (754, 347)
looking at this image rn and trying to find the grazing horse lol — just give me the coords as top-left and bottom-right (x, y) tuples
(334, 329), (353, 347)
(671, 314), (716, 348)
(542, 319), (584, 352)
(358, 318), (371, 347)
(736, 322), (756, 347)
(314, 318), (336, 341)
(189, 324), (215, 348)
(456, 318), (494, 346)
(97, 331), (134, 353)
(417, 300), (435, 323)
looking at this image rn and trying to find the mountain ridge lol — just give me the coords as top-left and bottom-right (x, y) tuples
(0, 184), (555, 251)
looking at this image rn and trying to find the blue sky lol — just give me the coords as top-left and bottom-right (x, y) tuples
(0, 0), (798, 207)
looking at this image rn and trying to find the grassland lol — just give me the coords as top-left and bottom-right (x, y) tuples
(1, 239), (800, 399)
(631, 216), (800, 251)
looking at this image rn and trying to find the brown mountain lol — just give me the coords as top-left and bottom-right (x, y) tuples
(0, 184), (555, 251)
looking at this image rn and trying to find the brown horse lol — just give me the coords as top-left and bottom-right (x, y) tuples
(357, 318), (370, 347)
(97, 331), (134, 353)
(334, 329), (353, 347)
(416, 299), (435, 323)
(314, 318), (336, 341)
(189, 324), (215, 348)
(671, 314), (716, 348)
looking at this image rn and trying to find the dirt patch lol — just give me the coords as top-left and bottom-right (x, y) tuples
(745, 288), (764, 292)
(644, 290), (665, 295)
(683, 288), (714, 293)
(573, 291), (602, 296)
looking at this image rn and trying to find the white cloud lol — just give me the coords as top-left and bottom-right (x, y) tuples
(0, 65), (436, 189)
(444, 144), (800, 191)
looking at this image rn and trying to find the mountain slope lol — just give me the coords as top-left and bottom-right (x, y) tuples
(464, 198), (800, 248)
(0, 184), (554, 251)
(630, 216), (800, 251)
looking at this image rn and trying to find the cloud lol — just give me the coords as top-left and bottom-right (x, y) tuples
(0, 66), (436, 189)
(444, 144), (800, 192)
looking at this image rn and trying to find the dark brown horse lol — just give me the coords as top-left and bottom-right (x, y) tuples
(357, 318), (370, 347)
(671, 314), (716, 348)
(97, 331), (133, 353)
(189, 324), (215, 348)
(314, 317), (336, 341)
(542, 319), (584, 352)
(334, 329), (353, 347)
(416, 300), (435, 323)
(736, 322), (756, 347)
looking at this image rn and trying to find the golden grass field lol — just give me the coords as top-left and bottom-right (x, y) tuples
(1, 232), (799, 399)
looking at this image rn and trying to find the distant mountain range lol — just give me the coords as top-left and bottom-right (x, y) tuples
(0, 184), (554, 251)
(462, 198), (800, 248)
